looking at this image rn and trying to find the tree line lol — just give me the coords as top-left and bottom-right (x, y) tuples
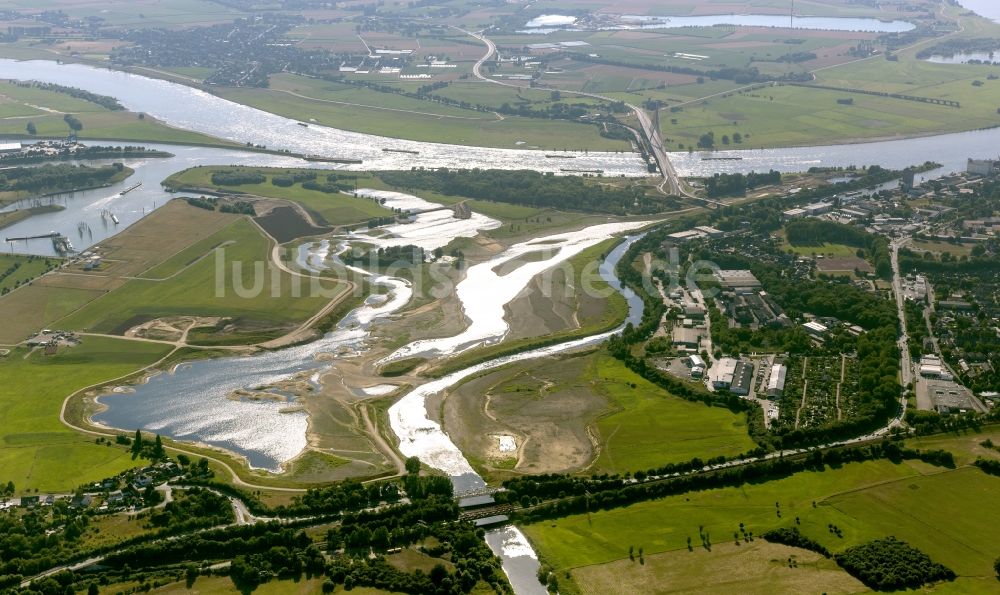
(506, 441), (955, 524)
(379, 169), (660, 215)
(15, 81), (124, 111)
(704, 170), (781, 198)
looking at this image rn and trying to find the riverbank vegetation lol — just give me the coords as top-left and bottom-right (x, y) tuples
(423, 239), (632, 378)
(0, 163), (132, 205)
(163, 166), (393, 228)
(380, 169), (664, 215)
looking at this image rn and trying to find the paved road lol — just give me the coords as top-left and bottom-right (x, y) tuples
(891, 236), (914, 417)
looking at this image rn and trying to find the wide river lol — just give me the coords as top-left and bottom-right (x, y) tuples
(0, 59), (645, 176)
(4, 59), (1000, 184)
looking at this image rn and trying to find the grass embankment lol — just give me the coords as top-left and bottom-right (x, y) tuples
(421, 239), (629, 378)
(163, 166), (394, 227)
(0, 80), (236, 148)
(0, 336), (171, 493)
(590, 353), (758, 474)
(214, 73), (629, 151)
(58, 217), (342, 343)
(524, 428), (1000, 595)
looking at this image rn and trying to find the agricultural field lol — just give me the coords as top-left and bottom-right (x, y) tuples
(524, 443), (1000, 595)
(0, 336), (170, 493)
(163, 167), (394, 228)
(570, 541), (865, 595)
(57, 216), (341, 343)
(0, 0), (244, 27)
(0, 81), (234, 147)
(0, 200), (237, 343)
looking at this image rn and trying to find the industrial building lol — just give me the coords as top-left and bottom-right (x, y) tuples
(710, 358), (739, 389)
(730, 361), (754, 396)
(672, 326), (702, 349)
(967, 158), (1000, 177)
(693, 225), (725, 239)
(714, 269), (761, 289)
(803, 321), (828, 337)
(766, 363), (787, 398)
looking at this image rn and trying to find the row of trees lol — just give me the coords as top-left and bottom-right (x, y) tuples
(16, 81), (124, 110)
(379, 169), (659, 215)
(508, 441), (955, 524)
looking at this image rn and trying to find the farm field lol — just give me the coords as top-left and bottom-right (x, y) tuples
(57, 216), (341, 342)
(0, 336), (170, 493)
(570, 541), (865, 595)
(0, 0), (243, 27)
(0, 200), (239, 343)
(163, 167), (394, 227)
(590, 354), (758, 473)
(524, 450), (1000, 594)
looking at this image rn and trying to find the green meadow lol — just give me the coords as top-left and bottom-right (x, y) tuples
(57, 218), (341, 341)
(525, 430), (1000, 594)
(0, 336), (170, 493)
(213, 81), (627, 151)
(163, 167), (394, 227)
(591, 354), (758, 474)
